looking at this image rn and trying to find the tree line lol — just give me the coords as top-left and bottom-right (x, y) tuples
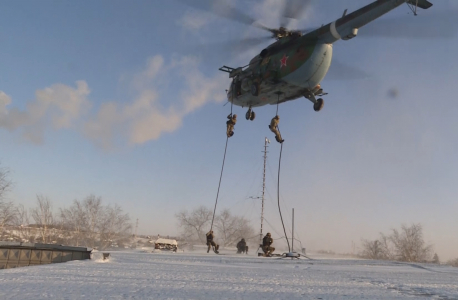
(0, 163), (132, 250)
(360, 223), (443, 264)
(175, 206), (257, 248)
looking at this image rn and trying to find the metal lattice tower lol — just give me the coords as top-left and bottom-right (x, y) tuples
(260, 137), (270, 244)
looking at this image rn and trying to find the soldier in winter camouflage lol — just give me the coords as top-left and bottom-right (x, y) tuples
(206, 230), (219, 254)
(236, 238), (248, 254)
(262, 232), (275, 257)
(226, 114), (237, 137)
(269, 115), (284, 143)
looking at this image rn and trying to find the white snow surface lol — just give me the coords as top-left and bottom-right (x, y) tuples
(1, 250), (458, 300)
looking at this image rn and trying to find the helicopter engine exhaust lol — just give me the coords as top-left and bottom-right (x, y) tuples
(342, 28), (358, 40)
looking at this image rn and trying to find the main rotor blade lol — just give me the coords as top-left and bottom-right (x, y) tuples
(177, 0), (275, 34)
(358, 10), (458, 39)
(280, 0), (312, 28)
(188, 36), (273, 59)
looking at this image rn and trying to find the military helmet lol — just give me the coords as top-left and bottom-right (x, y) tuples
(241, 238), (245, 241)
(267, 232), (271, 236)
(233, 114), (237, 118)
(275, 115), (279, 119)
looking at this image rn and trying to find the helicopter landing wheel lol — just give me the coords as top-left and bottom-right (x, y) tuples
(313, 98), (324, 112)
(245, 109), (251, 120)
(245, 109), (255, 121)
(251, 83), (260, 96)
(250, 111), (256, 121)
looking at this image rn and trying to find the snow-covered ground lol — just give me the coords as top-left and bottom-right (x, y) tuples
(1, 249), (457, 300)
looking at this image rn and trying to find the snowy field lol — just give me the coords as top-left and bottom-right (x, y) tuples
(1, 249), (458, 300)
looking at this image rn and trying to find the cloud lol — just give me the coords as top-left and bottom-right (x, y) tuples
(0, 91), (12, 115)
(83, 54), (227, 149)
(0, 81), (90, 143)
(1, 55), (227, 148)
(177, 11), (211, 31)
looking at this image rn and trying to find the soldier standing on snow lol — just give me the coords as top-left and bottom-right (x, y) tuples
(206, 230), (219, 254)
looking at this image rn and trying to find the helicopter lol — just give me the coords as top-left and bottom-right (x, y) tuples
(209, 0), (435, 121)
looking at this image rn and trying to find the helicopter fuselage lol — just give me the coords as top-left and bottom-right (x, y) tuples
(229, 40), (332, 108)
(224, 0), (431, 110)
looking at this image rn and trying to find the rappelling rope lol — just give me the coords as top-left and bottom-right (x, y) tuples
(210, 135), (229, 231)
(210, 84), (234, 231)
(275, 94), (291, 252)
(277, 139), (290, 252)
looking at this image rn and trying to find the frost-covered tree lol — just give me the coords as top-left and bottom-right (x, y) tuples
(176, 206), (256, 247)
(215, 209), (256, 247)
(81, 195), (104, 248)
(176, 206), (212, 244)
(15, 204), (35, 242)
(0, 162), (12, 202)
(0, 163), (16, 236)
(360, 223), (433, 263)
(447, 258), (458, 267)
(30, 195), (54, 243)
(432, 253), (440, 264)
(99, 204), (132, 250)
(60, 199), (87, 246)
(389, 223), (432, 262)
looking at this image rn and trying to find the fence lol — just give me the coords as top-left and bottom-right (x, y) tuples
(0, 242), (91, 269)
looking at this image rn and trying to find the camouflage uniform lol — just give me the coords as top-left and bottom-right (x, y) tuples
(226, 114), (237, 137)
(262, 233), (275, 257)
(269, 115), (284, 143)
(236, 238), (248, 254)
(206, 230), (219, 253)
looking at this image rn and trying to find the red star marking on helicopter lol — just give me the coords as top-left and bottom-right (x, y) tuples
(280, 54), (289, 68)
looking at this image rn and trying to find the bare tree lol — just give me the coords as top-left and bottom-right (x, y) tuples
(0, 162), (12, 202)
(99, 204), (132, 250)
(14, 204), (35, 242)
(360, 223), (433, 262)
(360, 239), (384, 260)
(0, 200), (17, 236)
(389, 223), (433, 262)
(81, 195), (104, 248)
(432, 253), (440, 264)
(214, 209), (256, 247)
(30, 195), (54, 243)
(176, 206), (212, 244)
(60, 199), (86, 246)
(377, 233), (395, 260)
(447, 258), (458, 267)
(0, 163), (16, 236)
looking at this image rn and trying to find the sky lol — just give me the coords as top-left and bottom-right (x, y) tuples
(1, 0), (458, 260)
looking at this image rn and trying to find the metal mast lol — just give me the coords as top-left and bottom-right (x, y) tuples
(260, 137), (270, 243)
(292, 208), (294, 253)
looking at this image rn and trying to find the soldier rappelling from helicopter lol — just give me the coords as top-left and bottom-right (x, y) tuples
(226, 114), (237, 137)
(269, 115), (284, 143)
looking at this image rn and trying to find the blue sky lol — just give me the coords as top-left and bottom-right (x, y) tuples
(1, 0), (458, 260)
